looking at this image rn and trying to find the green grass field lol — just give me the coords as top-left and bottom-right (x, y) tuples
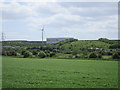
(2, 56), (118, 88)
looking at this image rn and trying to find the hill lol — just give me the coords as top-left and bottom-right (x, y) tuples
(2, 38), (120, 60)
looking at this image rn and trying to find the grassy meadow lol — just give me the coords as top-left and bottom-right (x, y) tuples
(2, 56), (118, 88)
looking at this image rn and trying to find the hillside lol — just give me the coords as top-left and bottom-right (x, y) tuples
(2, 38), (120, 60)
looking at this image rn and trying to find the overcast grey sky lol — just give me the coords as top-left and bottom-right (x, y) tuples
(0, 1), (118, 41)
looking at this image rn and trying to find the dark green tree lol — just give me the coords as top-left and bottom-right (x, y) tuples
(37, 51), (46, 58)
(89, 52), (97, 58)
(98, 54), (102, 58)
(112, 53), (120, 59)
(23, 51), (33, 58)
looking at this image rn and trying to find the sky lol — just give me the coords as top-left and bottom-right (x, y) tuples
(0, 1), (118, 41)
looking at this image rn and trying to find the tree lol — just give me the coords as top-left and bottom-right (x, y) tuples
(98, 38), (109, 41)
(89, 52), (97, 58)
(37, 51), (46, 58)
(98, 54), (102, 58)
(11, 51), (18, 56)
(49, 52), (55, 57)
(32, 49), (38, 55)
(75, 54), (81, 58)
(23, 51), (33, 58)
(22, 51), (26, 55)
(112, 53), (120, 59)
(109, 44), (120, 49)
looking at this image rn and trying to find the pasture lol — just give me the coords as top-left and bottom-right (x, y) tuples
(2, 56), (118, 88)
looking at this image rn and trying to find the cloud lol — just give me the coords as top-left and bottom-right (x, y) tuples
(67, 6), (117, 17)
(1, 2), (117, 21)
(0, 1), (118, 40)
(53, 14), (118, 38)
(0, 2), (37, 21)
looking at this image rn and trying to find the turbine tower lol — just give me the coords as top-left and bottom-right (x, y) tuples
(41, 26), (44, 44)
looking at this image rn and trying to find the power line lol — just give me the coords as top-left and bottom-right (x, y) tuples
(2, 32), (5, 41)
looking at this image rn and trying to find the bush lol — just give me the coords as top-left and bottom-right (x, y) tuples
(49, 52), (55, 57)
(15, 53), (21, 57)
(2, 51), (11, 56)
(32, 50), (38, 55)
(75, 54), (81, 58)
(11, 51), (21, 56)
(98, 54), (102, 58)
(117, 51), (120, 56)
(89, 52), (97, 58)
(11, 51), (16, 56)
(21, 51), (26, 55)
(23, 51), (33, 58)
(68, 54), (73, 58)
(112, 53), (120, 59)
(6, 51), (12, 56)
(37, 51), (46, 58)
(15, 52), (21, 56)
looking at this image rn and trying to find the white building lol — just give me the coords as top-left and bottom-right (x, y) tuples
(47, 38), (73, 44)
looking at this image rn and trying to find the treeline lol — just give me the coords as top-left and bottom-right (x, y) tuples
(2, 38), (120, 60)
(2, 45), (56, 58)
(2, 41), (46, 47)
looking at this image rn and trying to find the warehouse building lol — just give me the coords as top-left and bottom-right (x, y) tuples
(47, 38), (73, 44)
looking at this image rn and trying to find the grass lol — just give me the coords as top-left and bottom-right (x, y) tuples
(102, 55), (112, 60)
(0, 56), (2, 89)
(2, 56), (118, 88)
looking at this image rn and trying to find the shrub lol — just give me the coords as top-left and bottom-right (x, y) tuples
(2, 51), (7, 56)
(32, 50), (38, 55)
(15, 52), (21, 56)
(21, 51), (26, 55)
(98, 54), (102, 58)
(49, 52), (55, 57)
(117, 51), (120, 56)
(37, 51), (46, 58)
(75, 54), (81, 58)
(11, 51), (16, 56)
(11, 51), (21, 56)
(107, 51), (113, 55)
(15, 53), (21, 57)
(68, 54), (73, 58)
(72, 55), (76, 58)
(6, 51), (12, 56)
(23, 51), (33, 58)
(89, 52), (97, 58)
(46, 53), (50, 57)
(112, 53), (120, 59)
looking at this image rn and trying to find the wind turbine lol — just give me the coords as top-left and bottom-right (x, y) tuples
(41, 26), (44, 44)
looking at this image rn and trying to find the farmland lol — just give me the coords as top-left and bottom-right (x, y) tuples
(2, 56), (118, 88)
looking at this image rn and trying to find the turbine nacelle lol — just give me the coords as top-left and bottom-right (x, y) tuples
(41, 28), (44, 31)
(41, 25), (44, 31)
